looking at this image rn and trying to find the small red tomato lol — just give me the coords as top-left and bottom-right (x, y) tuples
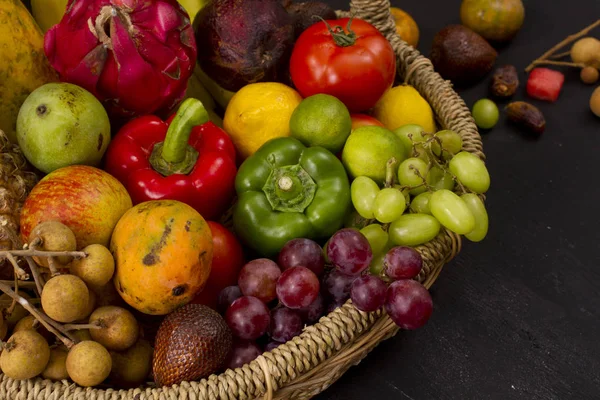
(290, 17), (396, 112)
(351, 113), (385, 130)
(191, 221), (245, 309)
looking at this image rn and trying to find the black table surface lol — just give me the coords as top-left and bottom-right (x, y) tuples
(316, 0), (600, 399)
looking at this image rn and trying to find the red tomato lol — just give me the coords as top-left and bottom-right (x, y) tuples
(290, 17), (396, 113)
(351, 113), (385, 130)
(191, 221), (245, 309)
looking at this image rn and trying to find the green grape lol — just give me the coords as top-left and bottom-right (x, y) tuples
(410, 192), (432, 214)
(351, 176), (380, 219)
(393, 124), (425, 159)
(472, 99), (499, 130)
(373, 188), (406, 223)
(448, 151), (490, 194)
(426, 166), (455, 191)
(369, 253), (386, 276)
(461, 193), (489, 242)
(389, 214), (441, 247)
(344, 209), (371, 230)
(360, 224), (389, 257)
(429, 189), (475, 235)
(398, 157), (429, 195)
(431, 130), (463, 159)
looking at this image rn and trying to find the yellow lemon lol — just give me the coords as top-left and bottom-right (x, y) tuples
(224, 82), (303, 160)
(373, 85), (437, 133)
(390, 7), (420, 48)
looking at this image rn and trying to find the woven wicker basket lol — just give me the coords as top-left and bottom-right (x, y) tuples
(0, 0), (484, 398)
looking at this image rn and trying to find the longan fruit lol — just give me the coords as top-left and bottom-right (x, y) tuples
(66, 341), (112, 387)
(71, 244), (115, 287)
(88, 282), (126, 308)
(29, 221), (77, 267)
(71, 329), (92, 342)
(591, 86), (600, 118)
(109, 339), (153, 388)
(581, 67), (599, 84)
(0, 330), (50, 379)
(76, 289), (97, 321)
(89, 306), (139, 351)
(0, 291), (31, 329)
(41, 275), (90, 323)
(13, 315), (54, 342)
(42, 347), (69, 380)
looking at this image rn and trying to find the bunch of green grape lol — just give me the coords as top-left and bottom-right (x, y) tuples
(348, 124), (490, 272)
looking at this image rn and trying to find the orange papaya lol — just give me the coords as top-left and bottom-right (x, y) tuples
(110, 200), (213, 315)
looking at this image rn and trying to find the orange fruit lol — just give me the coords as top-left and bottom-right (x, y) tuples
(460, 0), (525, 42)
(390, 7), (420, 48)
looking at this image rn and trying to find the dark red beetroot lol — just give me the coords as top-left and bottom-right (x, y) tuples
(193, 0), (295, 92)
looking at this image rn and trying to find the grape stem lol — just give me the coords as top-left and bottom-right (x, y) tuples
(0, 281), (75, 349)
(525, 18), (600, 72)
(385, 157), (397, 188)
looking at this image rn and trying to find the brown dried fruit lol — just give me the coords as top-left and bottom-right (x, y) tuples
(153, 304), (233, 387)
(491, 65), (519, 97)
(506, 101), (546, 135)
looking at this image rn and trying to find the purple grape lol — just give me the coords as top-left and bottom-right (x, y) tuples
(225, 339), (262, 369)
(326, 228), (373, 276)
(350, 275), (387, 312)
(225, 296), (271, 340)
(238, 258), (282, 303)
(323, 269), (356, 303)
(269, 307), (304, 342)
(297, 292), (325, 323)
(218, 286), (243, 314)
(384, 246), (423, 280)
(276, 266), (320, 309)
(326, 299), (346, 313)
(278, 238), (325, 277)
(385, 280), (433, 330)
(263, 341), (283, 352)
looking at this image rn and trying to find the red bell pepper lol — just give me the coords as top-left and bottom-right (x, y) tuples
(103, 98), (237, 221)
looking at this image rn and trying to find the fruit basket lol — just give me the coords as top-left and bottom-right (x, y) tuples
(0, 0), (484, 398)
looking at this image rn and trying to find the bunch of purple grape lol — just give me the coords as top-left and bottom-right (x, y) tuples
(218, 229), (433, 369)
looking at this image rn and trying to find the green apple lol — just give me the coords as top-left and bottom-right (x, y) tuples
(341, 126), (406, 183)
(16, 83), (110, 174)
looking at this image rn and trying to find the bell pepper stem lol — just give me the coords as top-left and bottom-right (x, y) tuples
(162, 98), (209, 164)
(149, 98), (209, 176)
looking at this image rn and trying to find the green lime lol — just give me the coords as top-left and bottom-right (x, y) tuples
(472, 98), (499, 130)
(289, 94), (352, 153)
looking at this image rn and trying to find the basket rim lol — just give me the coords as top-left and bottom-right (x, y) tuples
(0, 1), (484, 399)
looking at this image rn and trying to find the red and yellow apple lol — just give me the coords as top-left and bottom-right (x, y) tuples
(20, 165), (132, 249)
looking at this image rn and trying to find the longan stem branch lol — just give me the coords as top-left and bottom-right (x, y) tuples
(0, 249), (87, 259)
(35, 311), (79, 345)
(525, 19), (600, 72)
(0, 281), (75, 349)
(529, 60), (587, 69)
(47, 257), (60, 277)
(549, 51), (571, 59)
(63, 322), (102, 331)
(24, 256), (45, 294)
(0, 280), (38, 289)
(3, 252), (29, 280)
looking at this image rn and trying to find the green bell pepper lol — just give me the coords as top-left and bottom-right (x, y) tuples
(233, 137), (351, 257)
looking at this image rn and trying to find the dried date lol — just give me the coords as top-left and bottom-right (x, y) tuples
(490, 65), (519, 98)
(506, 101), (546, 135)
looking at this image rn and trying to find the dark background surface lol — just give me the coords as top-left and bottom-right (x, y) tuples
(315, 0), (600, 399)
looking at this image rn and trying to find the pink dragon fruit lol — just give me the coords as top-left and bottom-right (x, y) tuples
(44, 0), (197, 119)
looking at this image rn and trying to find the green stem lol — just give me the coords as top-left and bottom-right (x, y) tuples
(318, 16), (357, 47)
(149, 98), (209, 176)
(385, 157), (397, 188)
